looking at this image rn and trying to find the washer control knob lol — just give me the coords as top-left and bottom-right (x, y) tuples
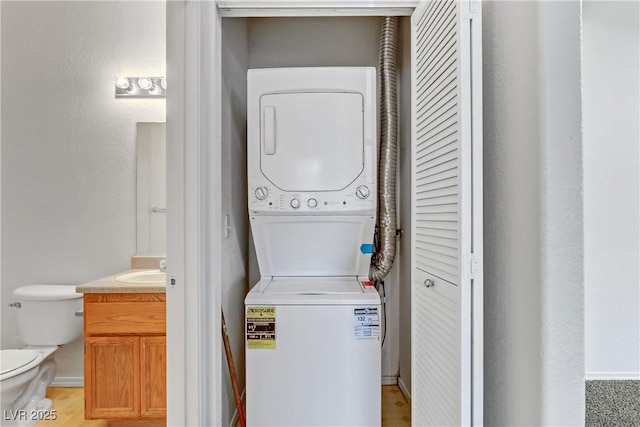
(290, 198), (301, 209)
(356, 185), (370, 199)
(255, 187), (268, 200)
(307, 198), (318, 208)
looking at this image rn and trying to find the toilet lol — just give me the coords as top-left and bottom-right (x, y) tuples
(1, 285), (83, 426)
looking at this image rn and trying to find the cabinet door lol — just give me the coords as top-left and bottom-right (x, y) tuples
(140, 336), (167, 418)
(85, 336), (140, 419)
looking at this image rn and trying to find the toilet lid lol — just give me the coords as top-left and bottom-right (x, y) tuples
(13, 284), (81, 301)
(0, 349), (39, 378)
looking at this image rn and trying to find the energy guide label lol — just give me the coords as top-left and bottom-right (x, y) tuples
(246, 306), (276, 349)
(353, 307), (380, 340)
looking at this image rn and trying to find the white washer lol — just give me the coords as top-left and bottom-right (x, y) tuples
(246, 277), (381, 427)
(245, 67), (380, 427)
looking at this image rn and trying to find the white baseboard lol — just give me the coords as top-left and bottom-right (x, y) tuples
(229, 389), (246, 427)
(51, 376), (84, 387)
(381, 375), (397, 385)
(586, 372), (640, 380)
(397, 376), (411, 401)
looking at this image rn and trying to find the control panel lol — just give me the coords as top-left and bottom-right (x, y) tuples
(249, 176), (376, 215)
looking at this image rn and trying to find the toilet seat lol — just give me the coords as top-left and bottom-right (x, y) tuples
(0, 349), (42, 381)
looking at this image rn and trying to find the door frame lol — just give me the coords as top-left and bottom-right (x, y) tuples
(162, 2), (499, 426)
(469, 1), (484, 423)
(166, 1), (223, 426)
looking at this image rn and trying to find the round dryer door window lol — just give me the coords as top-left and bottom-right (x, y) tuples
(259, 92), (364, 192)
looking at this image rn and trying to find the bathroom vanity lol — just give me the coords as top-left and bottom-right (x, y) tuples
(77, 270), (166, 423)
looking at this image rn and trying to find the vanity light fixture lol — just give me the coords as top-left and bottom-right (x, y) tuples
(115, 77), (166, 98)
(137, 77), (154, 90)
(115, 77), (131, 90)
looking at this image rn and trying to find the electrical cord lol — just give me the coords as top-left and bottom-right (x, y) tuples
(376, 280), (387, 348)
(372, 228), (387, 347)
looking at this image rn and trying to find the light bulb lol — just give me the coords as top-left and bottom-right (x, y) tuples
(115, 77), (131, 90)
(138, 77), (154, 91)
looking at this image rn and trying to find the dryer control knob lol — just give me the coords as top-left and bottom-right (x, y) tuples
(290, 198), (301, 209)
(307, 198), (318, 208)
(255, 187), (268, 200)
(356, 185), (370, 199)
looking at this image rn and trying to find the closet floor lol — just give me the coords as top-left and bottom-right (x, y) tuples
(37, 385), (410, 426)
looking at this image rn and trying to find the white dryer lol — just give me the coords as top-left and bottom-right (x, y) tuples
(245, 67), (381, 427)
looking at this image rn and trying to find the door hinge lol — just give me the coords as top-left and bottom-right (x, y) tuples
(462, 0), (480, 20)
(464, 253), (480, 280)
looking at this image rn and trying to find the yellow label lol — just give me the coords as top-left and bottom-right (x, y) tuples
(246, 306), (276, 350)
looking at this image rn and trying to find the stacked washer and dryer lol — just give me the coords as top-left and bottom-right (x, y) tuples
(245, 67), (381, 426)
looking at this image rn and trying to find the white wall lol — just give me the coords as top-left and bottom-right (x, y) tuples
(583, 1), (640, 380)
(248, 17), (380, 69)
(1, 1), (165, 383)
(221, 17), (250, 427)
(483, 1), (584, 425)
(0, 2), (3, 343)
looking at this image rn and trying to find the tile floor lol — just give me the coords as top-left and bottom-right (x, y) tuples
(38, 386), (409, 427)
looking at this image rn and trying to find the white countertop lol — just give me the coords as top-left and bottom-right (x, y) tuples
(76, 269), (166, 294)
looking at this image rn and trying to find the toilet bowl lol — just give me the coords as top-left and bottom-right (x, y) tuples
(0, 285), (82, 427)
(1, 348), (57, 426)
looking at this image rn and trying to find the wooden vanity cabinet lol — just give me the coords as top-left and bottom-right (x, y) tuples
(84, 293), (166, 421)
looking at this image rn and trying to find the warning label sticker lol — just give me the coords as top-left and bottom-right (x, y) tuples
(353, 307), (380, 340)
(246, 306), (276, 349)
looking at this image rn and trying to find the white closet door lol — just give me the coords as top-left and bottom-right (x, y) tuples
(411, 0), (483, 426)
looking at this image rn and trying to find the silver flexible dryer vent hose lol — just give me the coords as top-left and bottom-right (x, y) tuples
(370, 16), (399, 282)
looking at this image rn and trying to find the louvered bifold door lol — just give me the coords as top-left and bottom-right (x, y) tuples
(411, 0), (483, 426)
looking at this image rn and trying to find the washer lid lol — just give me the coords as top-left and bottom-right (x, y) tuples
(246, 275), (380, 306)
(264, 277), (363, 295)
(250, 215), (375, 277)
(0, 349), (39, 377)
(13, 285), (82, 301)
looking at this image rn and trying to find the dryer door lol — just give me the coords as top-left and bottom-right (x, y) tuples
(260, 92), (364, 192)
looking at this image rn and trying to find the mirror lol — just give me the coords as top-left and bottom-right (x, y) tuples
(136, 122), (166, 255)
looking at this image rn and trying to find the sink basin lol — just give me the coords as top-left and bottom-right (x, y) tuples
(115, 270), (166, 284)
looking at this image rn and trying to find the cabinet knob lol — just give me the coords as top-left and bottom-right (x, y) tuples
(424, 279), (435, 288)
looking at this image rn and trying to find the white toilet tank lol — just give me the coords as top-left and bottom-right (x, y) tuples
(12, 285), (83, 346)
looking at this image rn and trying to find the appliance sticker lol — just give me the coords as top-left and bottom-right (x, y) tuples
(353, 307), (380, 340)
(246, 306), (276, 350)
